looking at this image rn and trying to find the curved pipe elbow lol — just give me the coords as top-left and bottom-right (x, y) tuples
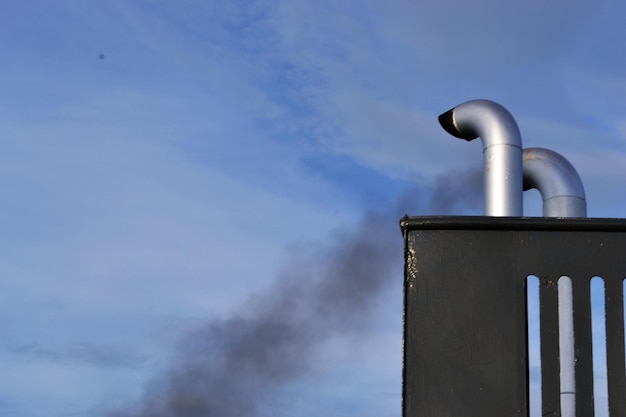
(438, 99), (523, 216)
(523, 148), (587, 217)
(438, 99), (523, 148)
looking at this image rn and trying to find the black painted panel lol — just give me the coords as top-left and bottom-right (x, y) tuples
(401, 217), (626, 417)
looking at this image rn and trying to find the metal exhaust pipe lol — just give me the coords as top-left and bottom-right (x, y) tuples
(523, 147), (586, 217)
(439, 100), (587, 415)
(523, 147), (587, 417)
(439, 99), (523, 216)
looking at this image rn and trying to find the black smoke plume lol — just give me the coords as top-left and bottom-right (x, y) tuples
(109, 168), (482, 417)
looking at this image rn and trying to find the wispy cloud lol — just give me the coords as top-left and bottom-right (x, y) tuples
(0, 1), (623, 416)
(8, 342), (148, 370)
(104, 167), (481, 417)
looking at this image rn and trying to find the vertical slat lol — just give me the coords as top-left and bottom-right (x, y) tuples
(572, 277), (595, 416)
(605, 277), (626, 416)
(540, 276), (561, 416)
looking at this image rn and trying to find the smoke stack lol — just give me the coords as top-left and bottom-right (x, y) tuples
(523, 147), (586, 217)
(439, 99), (523, 216)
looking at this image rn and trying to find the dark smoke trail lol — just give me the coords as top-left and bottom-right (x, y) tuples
(108, 167), (482, 417)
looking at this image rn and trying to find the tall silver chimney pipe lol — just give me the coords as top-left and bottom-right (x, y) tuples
(523, 147), (587, 417)
(439, 99), (523, 216)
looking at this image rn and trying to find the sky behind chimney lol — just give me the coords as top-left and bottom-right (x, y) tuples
(0, 1), (624, 416)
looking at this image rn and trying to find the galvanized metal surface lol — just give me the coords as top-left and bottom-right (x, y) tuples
(523, 147), (587, 218)
(439, 100), (523, 217)
(401, 216), (626, 417)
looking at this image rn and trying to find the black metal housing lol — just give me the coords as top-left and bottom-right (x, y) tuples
(401, 216), (626, 417)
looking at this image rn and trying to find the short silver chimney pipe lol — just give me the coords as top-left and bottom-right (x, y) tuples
(439, 99), (523, 216)
(523, 147), (587, 217)
(523, 147), (587, 417)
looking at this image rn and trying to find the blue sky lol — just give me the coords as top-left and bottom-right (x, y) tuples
(0, 1), (624, 416)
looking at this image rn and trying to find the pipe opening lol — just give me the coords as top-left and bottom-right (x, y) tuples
(438, 108), (478, 141)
